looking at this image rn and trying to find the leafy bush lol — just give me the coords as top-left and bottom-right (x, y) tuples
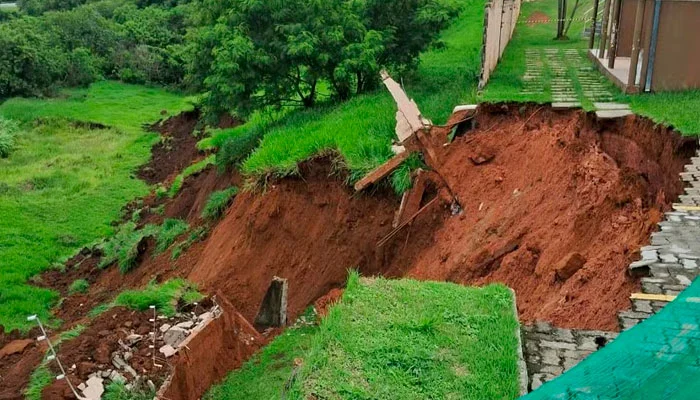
(0, 117), (19, 158)
(156, 218), (188, 253)
(0, 18), (67, 97)
(202, 186), (238, 220)
(69, 278), (90, 294)
(65, 47), (101, 87)
(114, 278), (202, 316)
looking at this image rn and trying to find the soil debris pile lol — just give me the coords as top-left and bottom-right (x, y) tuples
(395, 106), (695, 330)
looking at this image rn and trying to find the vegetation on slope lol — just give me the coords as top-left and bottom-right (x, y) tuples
(210, 0), (485, 190)
(0, 82), (190, 332)
(206, 274), (521, 399)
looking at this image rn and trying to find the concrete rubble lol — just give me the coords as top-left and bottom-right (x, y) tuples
(76, 303), (222, 400)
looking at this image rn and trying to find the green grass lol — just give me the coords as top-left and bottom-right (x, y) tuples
(0, 81), (191, 332)
(481, 0), (596, 103)
(481, 0), (700, 134)
(98, 222), (160, 273)
(624, 91), (700, 135)
(206, 274), (521, 399)
(201, 186), (238, 219)
(69, 279), (90, 294)
(24, 364), (52, 400)
(24, 324), (86, 399)
(213, 0), (484, 188)
(114, 278), (203, 316)
(168, 155), (215, 197)
(171, 226), (209, 260)
(155, 218), (189, 253)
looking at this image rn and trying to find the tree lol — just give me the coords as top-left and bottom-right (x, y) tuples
(0, 17), (67, 97)
(190, 0), (460, 117)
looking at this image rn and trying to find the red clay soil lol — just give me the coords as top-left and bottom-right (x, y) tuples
(527, 11), (551, 26)
(391, 105), (695, 330)
(188, 106), (695, 331)
(188, 157), (405, 323)
(314, 288), (345, 317)
(3, 105), (694, 397)
(138, 110), (202, 184)
(42, 307), (171, 400)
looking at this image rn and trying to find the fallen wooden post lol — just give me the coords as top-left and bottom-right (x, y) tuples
(354, 150), (410, 191)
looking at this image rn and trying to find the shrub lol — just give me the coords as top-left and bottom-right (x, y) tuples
(98, 222), (159, 274)
(156, 218), (188, 253)
(69, 279), (89, 294)
(0, 117), (19, 158)
(201, 187), (238, 220)
(64, 47), (101, 87)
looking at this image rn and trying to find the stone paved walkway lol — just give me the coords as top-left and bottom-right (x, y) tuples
(520, 48), (615, 106)
(522, 139), (700, 392)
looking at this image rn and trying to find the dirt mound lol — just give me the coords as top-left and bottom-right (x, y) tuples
(138, 110), (202, 184)
(185, 107), (693, 331)
(391, 105), (694, 330)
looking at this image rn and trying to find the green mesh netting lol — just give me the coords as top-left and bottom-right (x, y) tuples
(521, 279), (700, 399)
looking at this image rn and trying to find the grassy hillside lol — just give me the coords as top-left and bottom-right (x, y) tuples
(214, 0), (485, 187)
(206, 275), (521, 400)
(0, 81), (191, 331)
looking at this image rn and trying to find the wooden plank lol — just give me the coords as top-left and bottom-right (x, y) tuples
(354, 151), (410, 191)
(673, 205), (700, 211)
(381, 70), (424, 142)
(630, 293), (676, 302)
(395, 170), (427, 227)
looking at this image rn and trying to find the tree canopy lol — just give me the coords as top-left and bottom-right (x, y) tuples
(190, 0), (460, 117)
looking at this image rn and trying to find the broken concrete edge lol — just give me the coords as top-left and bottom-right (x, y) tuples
(167, 306), (221, 356)
(511, 288), (529, 396)
(452, 104), (478, 113)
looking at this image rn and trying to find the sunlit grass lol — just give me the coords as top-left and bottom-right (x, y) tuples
(0, 81), (191, 332)
(220, 0), (484, 189)
(206, 274), (521, 399)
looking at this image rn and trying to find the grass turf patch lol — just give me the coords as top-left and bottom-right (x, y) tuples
(213, 0), (484, 189)
(114, 278), (203, 317)
(0, 81), (191, 332)
(206, 274), (521, 399)
(201, 186), (239, 220)
(624, 90), (700, 135)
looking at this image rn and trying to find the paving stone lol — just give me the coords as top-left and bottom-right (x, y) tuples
(541, 340), (577, 350)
